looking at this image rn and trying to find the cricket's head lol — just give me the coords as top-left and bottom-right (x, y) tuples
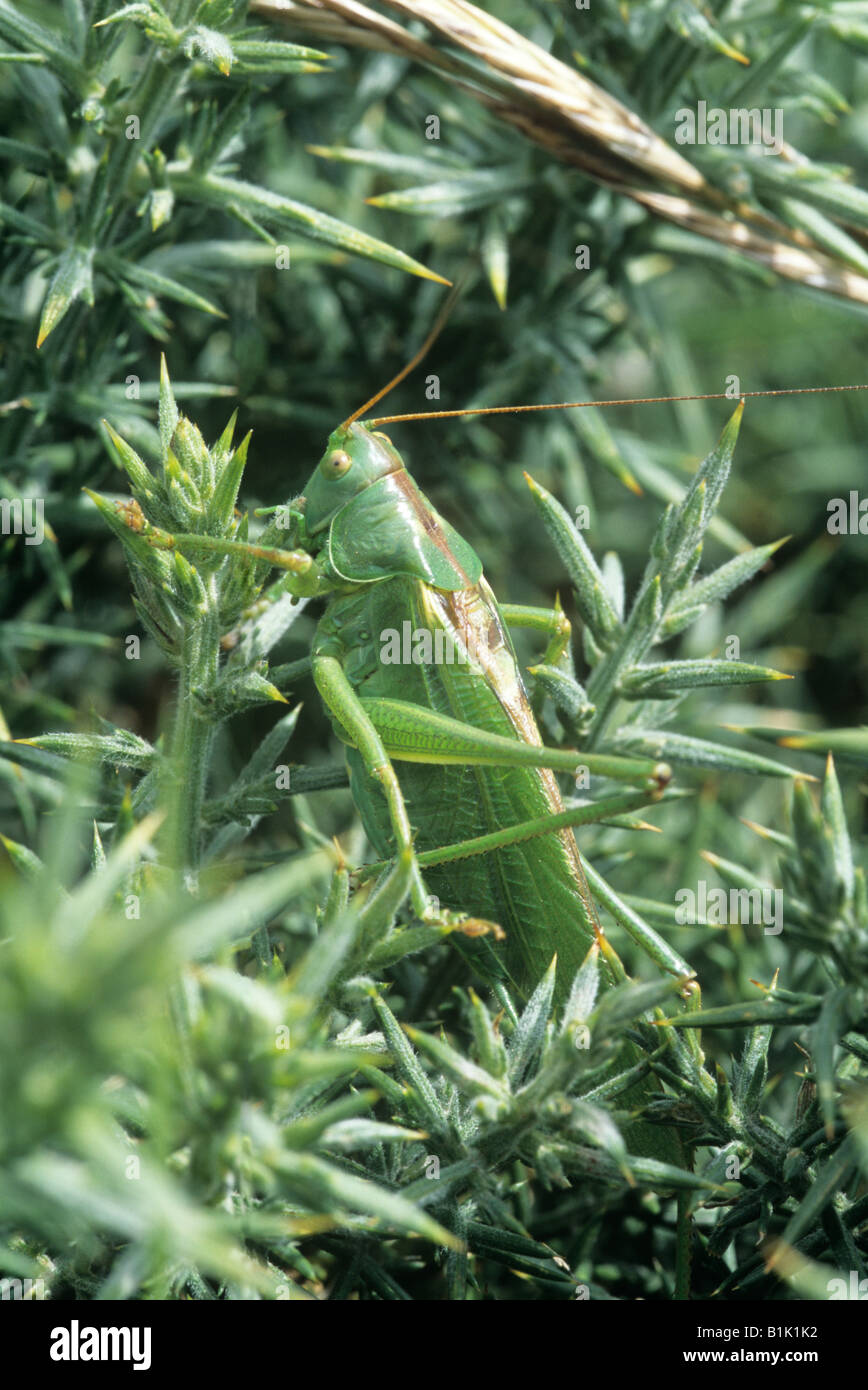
(303, 422), (405, 534)
(301, 418), (483, 590)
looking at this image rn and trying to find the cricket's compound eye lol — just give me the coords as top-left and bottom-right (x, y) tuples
(321, 449), (352, 479)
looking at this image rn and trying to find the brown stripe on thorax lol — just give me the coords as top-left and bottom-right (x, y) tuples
(391, 468), (475, 588)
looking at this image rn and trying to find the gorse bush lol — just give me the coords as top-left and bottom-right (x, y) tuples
(1, 0), (867, 1301)
(3, 371), (866, 1302)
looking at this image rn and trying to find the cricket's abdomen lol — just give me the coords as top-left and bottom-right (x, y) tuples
(322, 575), (600, 998)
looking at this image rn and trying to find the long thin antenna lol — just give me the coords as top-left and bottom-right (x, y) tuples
(341, 286), (462, 429)
(368, 382), (868, 427)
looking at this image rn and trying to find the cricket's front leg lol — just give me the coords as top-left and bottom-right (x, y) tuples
(499, 600), (572, 667)
(312, 650), (432, 919)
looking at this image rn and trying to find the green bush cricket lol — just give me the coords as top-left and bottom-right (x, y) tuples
(254, 321), (679, 1006)
(300, 444), (665, 996)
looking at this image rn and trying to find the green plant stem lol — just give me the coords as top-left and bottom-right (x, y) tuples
(674, 1189), (693, 1300)
(162, 577), (221, 877)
